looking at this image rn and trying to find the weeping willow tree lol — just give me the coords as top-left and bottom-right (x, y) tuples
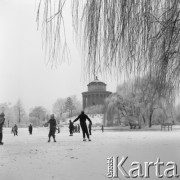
(37, 0), (180, 102)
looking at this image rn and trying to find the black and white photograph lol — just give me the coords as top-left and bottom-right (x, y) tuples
(0, 0), (180, 180)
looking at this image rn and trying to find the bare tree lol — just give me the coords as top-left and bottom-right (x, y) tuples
(52, 98), (65, 123)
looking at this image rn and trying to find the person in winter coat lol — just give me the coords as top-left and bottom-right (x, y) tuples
(28, 124), (33, 135)
(47, 114), (57, 142)
(0, 113), (5, 145)
(73, 111), (92, 141)
(56, 127), (60, 133)
(77, 124), (80, 133)
(13, 124), (18, 136)
(69, 120), (74, 136)
(101, 125), (104, 133)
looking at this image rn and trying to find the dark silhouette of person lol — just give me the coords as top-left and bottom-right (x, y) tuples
(74, 125), (77, 133)
(77, 124), (80, 133)
(69, 120), (74, 136)
(47, 114), (57, 142)
(101, 125), (104, 133)
(88, 123), (92, 135)
(0, 113), (5, 145)
(73, 111), (92, 141)
(13, 124), (18, 136)
(29, 124), (33, 135)
(56, 127), (60, 133)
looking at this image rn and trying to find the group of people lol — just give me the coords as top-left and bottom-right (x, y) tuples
(0, 110), (103, 145)
(69, 121), (80, 136)
(11, 124), (33, 136)
(48, 111), (92, 142)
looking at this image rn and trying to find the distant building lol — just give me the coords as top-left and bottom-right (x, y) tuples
(82, 77), (112, 109)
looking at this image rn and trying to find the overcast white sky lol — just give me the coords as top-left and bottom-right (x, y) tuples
(0, 0), (118, 112)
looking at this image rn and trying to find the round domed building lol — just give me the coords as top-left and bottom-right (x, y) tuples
(82, 77), (112, 109)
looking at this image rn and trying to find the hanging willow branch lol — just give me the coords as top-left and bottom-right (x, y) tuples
(37, 0), (180, 101)
(36, 0), (69, 67)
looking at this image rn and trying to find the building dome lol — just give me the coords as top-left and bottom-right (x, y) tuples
(87, 76), (106, 91)
(82, 76), (112, 109)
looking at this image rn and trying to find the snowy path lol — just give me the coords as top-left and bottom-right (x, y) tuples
(0, 128), (180, 180)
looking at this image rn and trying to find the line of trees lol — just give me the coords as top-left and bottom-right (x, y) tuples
(104, 76), (176, 127)
(0, 95), (82, 127)
(0, 99), (28, 127)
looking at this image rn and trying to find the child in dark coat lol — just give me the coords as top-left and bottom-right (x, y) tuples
(29, 124), (33, 135)
(69, 120), (74, 136)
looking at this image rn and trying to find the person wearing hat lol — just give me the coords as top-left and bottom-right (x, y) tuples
(73, 111), (92, 141)
(47, 114), (57, 142)
(0, 113), (5, 145)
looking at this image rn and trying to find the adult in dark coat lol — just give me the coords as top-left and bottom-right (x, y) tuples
(0, 113), (5, 145)
(29, 124), (33, 135)
(69, 120), (74, 136)
(73, 111), (92, 141)
(47, 114), (57, 142)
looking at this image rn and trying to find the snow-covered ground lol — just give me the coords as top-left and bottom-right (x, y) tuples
(0, 127), (180, 180)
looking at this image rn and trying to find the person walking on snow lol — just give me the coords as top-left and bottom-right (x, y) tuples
(0, 113), (5, 145)
(28, 124), (33, 135)
(56, 126), (60, 133)
(13, 124), (18, 136)
(69, 120), (74, 136)
(47, 114), (57, 142)
(73, 111), (92, 141)
(101, 125), (104, 133)
(77, 124), (80, 133)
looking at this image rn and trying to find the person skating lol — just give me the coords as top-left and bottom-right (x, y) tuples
(47, 114), (57, 142)
(73, 111), (92, 141)
(101, 125), (104, 133)
(69, 120), (74, 136)
(28, 124), (33, 135)
(88, 123), (92, 135)
(13, 124), (18, 136)
(0, 113), (5, 145)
